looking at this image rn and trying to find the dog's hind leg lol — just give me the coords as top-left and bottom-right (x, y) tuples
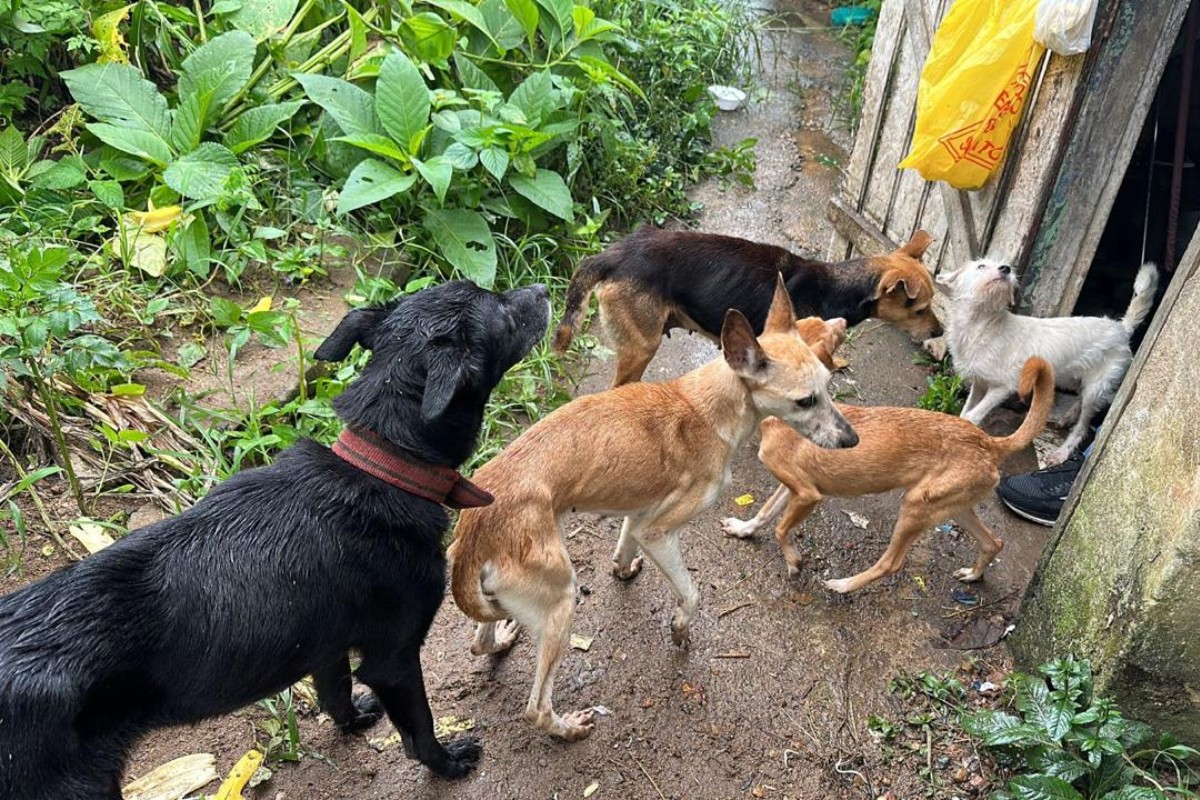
(611, 515), (646, 580)
(359, 645), (482, 778)
(722, 483), (790, 539)
(825, 500), (939, 593)
(598, 283), (669, 387)
(952, 507), (1004, 582)
(961, 385), (1011, 426)
(1047, 362), (1123, 465)
(631, 528), (700, 648)
(961, 379), (986, 416)
(313, 655), (383, 733)
(522, 587), (596, 740)
(470, 620), (520, 655)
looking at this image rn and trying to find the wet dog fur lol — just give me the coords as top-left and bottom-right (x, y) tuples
(552, 226), (942, 387)
(0, 281), (550, 799)
(941, 259), (1157, 464)
(449, 279), (858, 741)
(723, 357), (1055, 593)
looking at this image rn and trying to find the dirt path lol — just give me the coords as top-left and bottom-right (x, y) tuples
(122, 3), (1050, 797)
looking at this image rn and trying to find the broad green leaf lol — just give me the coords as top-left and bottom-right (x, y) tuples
(0, 127), (26, 175)
(173, 31), (256, 151)
(479, 147), (508, 181)
(1018, 677), (1074, 742)
(400, 11), (457, 63)
(86, 123), (173, 166)
(332, 133), (409, 162)
(504, 0), (538, 44)
(294, 73), (382, 137)
(1031, 749), (1090, 784)
(508, 168), (572, 220)
(376, 53), (431, 151)
(480, 0), (526, 50)
(163, 143), (239, 200)
(31, 158), (87, 190)
(508, 70), (558, 126)
(89, 179), (125, 210)
(454, 53), (500, 95)
(443, 142), (479, 170)
(570, 5), (620, 43)
(61, 63), (171, 138)
(533, 0), (572, 40)
(210, 296), (242, 328)
(961, 710), (1047, 746)
(412, 155), (452, 205)
(172, 215), (211, 277)
(1008, 775), (1084, 800)
(227, 0), (299, 39)
(422, 208), (497, 287)
(346, 5), (368, 62)
(1098, 788), (1168, 800)
(337, 158), (417, 215)
(223, 100), (304, 154)
(422, 0), (496, 46)
(572, 55), (645, 99)
(178, 341), (208, 368)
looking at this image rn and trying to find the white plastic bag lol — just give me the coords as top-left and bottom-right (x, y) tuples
(1034, 0), (1099, 56)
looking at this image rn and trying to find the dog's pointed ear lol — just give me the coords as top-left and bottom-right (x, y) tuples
(313, 303), (398, 361)
(763, 273), (796, 335)
(898, 230), (935, 260)
(721, 309), (767, 376)
(934, 267), (960, 295)
(421, 340), (470, 421)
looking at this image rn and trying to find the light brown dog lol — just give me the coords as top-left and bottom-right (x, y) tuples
(553, 227), (942, 388)
(448, 280), (859, 740)
(722, 357), (1054, 593)
(795, 316), (847, 370)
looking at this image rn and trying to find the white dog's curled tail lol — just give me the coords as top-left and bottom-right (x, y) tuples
(1122, 263), (1159, 334)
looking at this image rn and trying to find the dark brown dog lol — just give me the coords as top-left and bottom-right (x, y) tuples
(553, 227), (942, 387)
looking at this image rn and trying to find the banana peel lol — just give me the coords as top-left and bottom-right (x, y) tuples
(121, 753), (217, 800)
(214, 750), (264, 800)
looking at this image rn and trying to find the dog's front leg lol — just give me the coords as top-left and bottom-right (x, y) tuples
(359, 647), (481, 778)
(632, 528), (700, 647)
(313, 655), (383, 733)
(611, 515), (645, 580)
(960, 385), (1010, 426)
(722, 483), (790, 539)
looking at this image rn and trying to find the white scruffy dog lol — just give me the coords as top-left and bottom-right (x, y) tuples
(941, 259), (1158, 465)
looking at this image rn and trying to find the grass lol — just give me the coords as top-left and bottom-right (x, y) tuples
(915, 352), (967, 415)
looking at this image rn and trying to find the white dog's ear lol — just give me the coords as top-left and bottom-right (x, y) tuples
(934, 268), (960, 295)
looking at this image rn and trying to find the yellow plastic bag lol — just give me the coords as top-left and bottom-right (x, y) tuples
(899, 0), (1046, 190)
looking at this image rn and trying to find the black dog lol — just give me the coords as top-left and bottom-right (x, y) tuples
(0, 280), (550, 799)
(552, 226), (942, 387)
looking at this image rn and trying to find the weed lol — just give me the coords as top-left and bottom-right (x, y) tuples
(256, 689), (302, 765)
(832, 0), (882, 128)
(915, 354), (967, 415)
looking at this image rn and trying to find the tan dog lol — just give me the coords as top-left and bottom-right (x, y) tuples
(795, 316), (848, 370)
(553, 227), (941, 388)
(449, 280), (858, 740)
(722, 357), (1054, 593)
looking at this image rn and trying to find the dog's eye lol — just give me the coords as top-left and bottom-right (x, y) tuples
(976, 263), (987, 270)
(795, 395), (817, 409)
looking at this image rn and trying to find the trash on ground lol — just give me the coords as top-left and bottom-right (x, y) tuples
(122, 753), (217, 800)
(951, 589), (980, 606)
(734, 493), (755, 507)
(707, 85), (747, 111)
(843, 510), (869, 529)
(831, 6), (874, 25)
(570, 634), (594, 651)
(584, 781), (600, 797)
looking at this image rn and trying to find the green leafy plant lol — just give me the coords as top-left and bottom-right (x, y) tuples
(918, 372), (966, 415)
(0, 245), (132, 512)
(962, 658), (1199, 800)
(257, 688), (303, 765)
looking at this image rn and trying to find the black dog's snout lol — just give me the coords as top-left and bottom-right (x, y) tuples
(998, 264), (1012, 275)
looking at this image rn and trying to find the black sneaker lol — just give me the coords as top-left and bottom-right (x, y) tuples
(996, 453), (1085, 526)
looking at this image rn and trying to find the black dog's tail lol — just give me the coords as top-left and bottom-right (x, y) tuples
(552, 251), (615, 354)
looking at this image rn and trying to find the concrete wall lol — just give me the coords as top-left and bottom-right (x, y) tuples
(1013, 252), (1200, 741)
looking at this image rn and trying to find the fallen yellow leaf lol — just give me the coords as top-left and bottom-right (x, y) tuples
(69, 521), (115, 554)
(913, 576), (927, 592)
(123, 753), (217, 800)
(735, 493), (755, 507)
(127, 206), (183, 233)
(248, 296), (273, 314)
(434, 715), (476, 737)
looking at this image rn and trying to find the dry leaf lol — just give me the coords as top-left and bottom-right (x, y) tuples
(570, 634), (593, 651)
(123, 753), (217, 800)
(434, 715), (476, 737)
(69, 521), (115, 554)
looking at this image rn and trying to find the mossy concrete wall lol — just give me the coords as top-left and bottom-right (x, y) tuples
(1013, 258), (1200, 741)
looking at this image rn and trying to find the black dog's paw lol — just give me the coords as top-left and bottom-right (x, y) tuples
(338, 691), (384, 733)
(432, 736), (482, 779)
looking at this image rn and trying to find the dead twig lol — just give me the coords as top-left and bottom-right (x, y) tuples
(717, 600), (756, 618)
(630, 752), (667, 800)
(940, 589), (1020, 619)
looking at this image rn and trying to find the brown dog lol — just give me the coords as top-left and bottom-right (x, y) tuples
(448, 280), (859, 741)
(722, 357), (1054, 593)
(552, 227), (941, 387)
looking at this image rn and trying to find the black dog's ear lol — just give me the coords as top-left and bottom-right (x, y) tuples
(421, 341), (470, 421)
(313, 304), (397, 361)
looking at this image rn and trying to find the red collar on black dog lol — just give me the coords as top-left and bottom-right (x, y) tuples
(332, 427), (493, 509)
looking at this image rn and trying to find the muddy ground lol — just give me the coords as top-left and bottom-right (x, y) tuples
(4, 2), (1052, 798)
